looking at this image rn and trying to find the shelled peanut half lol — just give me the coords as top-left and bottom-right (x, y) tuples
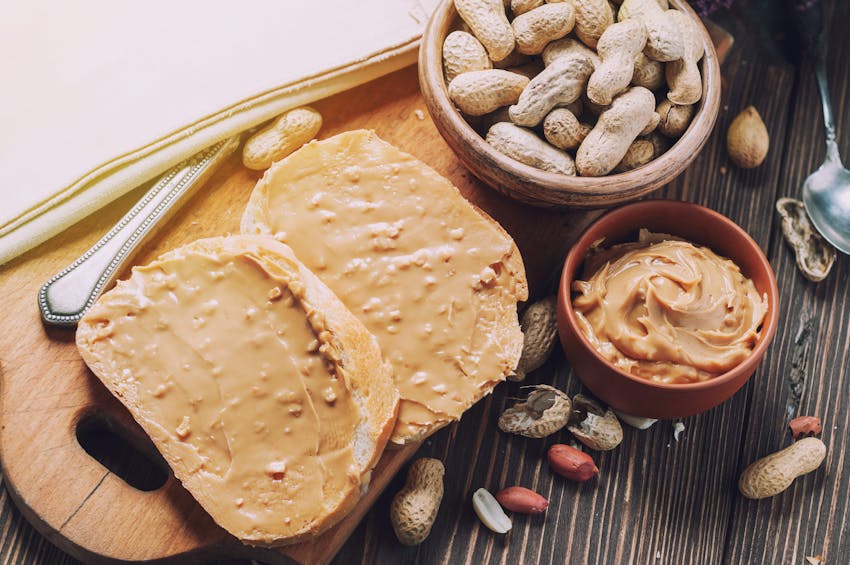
(445, 0), (704, 177)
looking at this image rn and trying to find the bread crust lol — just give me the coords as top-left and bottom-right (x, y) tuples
(76, 235), (398, 546)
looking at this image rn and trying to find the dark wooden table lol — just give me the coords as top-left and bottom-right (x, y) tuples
(1, 1), (848, 564)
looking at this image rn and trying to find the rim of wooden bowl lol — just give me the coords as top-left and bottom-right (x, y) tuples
(418, 0), (722, 209)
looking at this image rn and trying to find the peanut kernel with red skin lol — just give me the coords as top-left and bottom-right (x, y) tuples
(789, 416), (822, 439)
(547, 444), (599, 482)
(495, 486), (549, 514)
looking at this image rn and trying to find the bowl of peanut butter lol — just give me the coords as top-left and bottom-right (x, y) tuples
(557, 200), (779, 419)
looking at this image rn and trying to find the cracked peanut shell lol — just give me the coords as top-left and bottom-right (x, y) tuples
(775, 198), (836, 282)
(498, 385), (571, 438)
(567, 394), (623, 451)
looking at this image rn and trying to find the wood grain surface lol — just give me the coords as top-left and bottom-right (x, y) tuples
(0, 1), (848, 564)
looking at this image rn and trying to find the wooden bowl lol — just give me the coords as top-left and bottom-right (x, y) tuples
(556, 201), (780, 419)
(418, 0), (722, 208)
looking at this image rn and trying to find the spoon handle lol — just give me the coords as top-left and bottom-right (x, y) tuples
(38, 136), (239, 326)
(792, 0), (840, 160)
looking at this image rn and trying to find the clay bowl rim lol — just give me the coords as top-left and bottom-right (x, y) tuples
(558, 200), (780, 392)
(418, 0), (722, 208)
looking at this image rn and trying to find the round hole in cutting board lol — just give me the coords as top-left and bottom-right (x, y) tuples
(75, 413), (169, 491)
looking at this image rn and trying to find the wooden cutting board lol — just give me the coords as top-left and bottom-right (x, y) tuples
(0, 65), (597, 565)
(0, 24), (733, 562)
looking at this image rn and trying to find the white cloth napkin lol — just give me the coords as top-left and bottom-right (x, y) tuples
(0, 0), (438, 266)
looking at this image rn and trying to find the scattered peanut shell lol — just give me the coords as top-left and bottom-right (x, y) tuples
(567, 395), (623, 451)
(727, 105), (769, 168)
(775, 198), (836, 282)
(242, 107), (322, 170)
(512, 295), (558, 380)
(498, 385), (571, 438)
(672, 421), (685, 442)
(495, 486), (549, 514)
(472, 488), (512, 533)
(390, 458), (445, 545)
(738, 437), (826, 499)
(613, 409), (657, 429)
(789, 416), (823, 439)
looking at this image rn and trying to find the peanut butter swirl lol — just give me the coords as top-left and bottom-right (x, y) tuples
(572, 232), (768, 384)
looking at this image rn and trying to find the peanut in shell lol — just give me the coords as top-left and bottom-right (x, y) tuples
(498, 385), (571, 438)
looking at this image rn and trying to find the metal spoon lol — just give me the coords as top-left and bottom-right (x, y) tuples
(38, 136), (239, 326)
(795, 0), (850, 254)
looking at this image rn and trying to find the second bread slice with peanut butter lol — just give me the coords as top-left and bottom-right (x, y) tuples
(241, 130), (528, 444)
(76, 235), (397, 546)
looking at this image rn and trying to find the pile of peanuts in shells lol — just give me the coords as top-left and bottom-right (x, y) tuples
(444, 0), (705, 177)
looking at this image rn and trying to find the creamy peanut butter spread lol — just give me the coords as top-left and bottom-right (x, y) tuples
(78, 237), (371, 542)
(572, 231), (768, 383)
(241, 130), (527, 443)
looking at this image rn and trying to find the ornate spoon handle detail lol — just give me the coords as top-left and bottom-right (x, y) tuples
(38, 136), (240, 326)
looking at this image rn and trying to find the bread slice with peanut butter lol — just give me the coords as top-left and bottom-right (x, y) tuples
(76, 235), (398, 546)
(241, 130), (528, 445)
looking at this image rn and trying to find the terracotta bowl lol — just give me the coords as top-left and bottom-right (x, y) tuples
(419, 0), (721, 208)
(557, 201), (780, 419)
